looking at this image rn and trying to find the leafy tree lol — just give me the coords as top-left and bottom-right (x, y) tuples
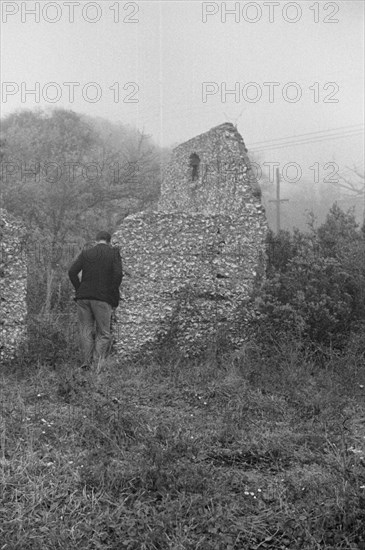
(318, 203), (365, 323)
(1, 109), (101, 312)
(317, 203), (360, 254)
(1, 108), (165, 314)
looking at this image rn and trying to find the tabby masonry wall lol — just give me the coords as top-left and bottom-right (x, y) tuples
(113, 123), (268, 357)
(0, 209), (27, 362)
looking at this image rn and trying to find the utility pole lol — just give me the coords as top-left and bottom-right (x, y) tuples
(269, 168), (289, 233)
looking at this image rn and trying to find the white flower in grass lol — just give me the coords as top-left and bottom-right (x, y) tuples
(349, 447), (363, 454)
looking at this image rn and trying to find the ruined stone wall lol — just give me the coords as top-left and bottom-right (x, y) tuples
(113, 123), (268, 357)
(0, 209), (27, 362)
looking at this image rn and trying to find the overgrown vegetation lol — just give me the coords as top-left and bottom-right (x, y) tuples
(254, 204), (365, 349)
(1, 341), (365, 549)
(1, 204), (365, 549)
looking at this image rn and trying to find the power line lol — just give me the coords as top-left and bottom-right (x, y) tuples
(113, 106), (365, 153)
(250, 132), (363, 153)
(250, 129), (364, 153)
(248, 124), (364, 148)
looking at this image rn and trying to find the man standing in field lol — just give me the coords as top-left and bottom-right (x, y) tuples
(68, 231), (123, 369)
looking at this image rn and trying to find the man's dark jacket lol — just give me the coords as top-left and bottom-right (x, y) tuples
(68, 244), (123, 308)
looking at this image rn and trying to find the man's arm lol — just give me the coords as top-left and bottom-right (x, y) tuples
(68, 253), (83, 290)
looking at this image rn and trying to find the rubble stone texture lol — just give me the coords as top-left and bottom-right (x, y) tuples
(113, 123), (268, 357)
(0, 208), (27, 362)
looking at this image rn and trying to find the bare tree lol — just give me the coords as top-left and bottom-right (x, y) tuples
(334, 165), (365, 225)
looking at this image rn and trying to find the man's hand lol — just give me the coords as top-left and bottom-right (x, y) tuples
(68, 253), (83, 290)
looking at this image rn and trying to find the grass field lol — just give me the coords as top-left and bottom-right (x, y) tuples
(1, 341), (365, 549)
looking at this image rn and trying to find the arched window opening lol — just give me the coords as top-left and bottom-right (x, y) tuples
(189, 153), (200, 182)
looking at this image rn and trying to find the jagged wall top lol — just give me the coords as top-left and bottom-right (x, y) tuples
(158, 122), (261, 216)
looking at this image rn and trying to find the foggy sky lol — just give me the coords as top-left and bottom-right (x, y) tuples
(1, 0), (364, 228)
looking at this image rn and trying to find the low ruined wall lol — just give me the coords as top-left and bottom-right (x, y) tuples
(113, 208), (267, 358)
(0, 209), (27, 362)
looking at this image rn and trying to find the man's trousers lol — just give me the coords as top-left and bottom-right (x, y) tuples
(76, 299), (112, 365)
